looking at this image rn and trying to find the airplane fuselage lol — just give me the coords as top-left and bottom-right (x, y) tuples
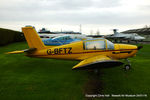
(27, 41), (138, 61)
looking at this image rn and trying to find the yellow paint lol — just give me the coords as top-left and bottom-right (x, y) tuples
(6, 50), (24, 54)
(72, 55), (112, 69)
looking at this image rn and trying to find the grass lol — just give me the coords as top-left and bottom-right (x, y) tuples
(0, 42), (88, 100)
(0, 42), (150, 100)
(99, 44), (150, 100)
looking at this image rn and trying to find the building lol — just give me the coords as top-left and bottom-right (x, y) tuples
(38, 28), (82, 34)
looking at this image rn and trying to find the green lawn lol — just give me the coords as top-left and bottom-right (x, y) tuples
(0, 42), (150, 100)
(100, 44), (150, 100)
(0, 42), (88, 100)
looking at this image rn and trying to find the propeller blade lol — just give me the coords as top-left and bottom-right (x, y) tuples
(137, 46), (143, 50)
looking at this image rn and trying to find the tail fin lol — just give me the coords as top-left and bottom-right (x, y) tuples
(22, 26), (46, 50)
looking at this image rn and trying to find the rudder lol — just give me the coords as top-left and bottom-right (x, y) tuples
(22, 26), (46, 50)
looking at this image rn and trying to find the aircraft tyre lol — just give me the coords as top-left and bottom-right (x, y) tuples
(94, 68), (100, 76)
(124, 64), (131, 70)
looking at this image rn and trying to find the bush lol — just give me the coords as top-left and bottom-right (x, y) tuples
(0, 28), (25, 46)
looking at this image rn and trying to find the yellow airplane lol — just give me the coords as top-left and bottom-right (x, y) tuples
(7, 26), (143, 70)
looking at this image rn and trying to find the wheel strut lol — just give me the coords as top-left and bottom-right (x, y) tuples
(124, 59), (131, 70)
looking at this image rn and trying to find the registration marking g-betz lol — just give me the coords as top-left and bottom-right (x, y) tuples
(47, 47), (72, 55)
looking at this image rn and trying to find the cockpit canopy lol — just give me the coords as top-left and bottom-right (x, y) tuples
(84, 39), (114, 50)
(52, 36), (72, 41)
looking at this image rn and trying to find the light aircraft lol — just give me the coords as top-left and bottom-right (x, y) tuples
(7, 26), (143, 71)
(42, 35), (81, 46)
(106, 29), (145, 42)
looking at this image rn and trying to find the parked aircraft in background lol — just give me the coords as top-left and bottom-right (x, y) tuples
(42, 35), (81, 46)
(125, 33), (145, 41)
(38, 34), (56, 39)
(38, 33), (92, 40)
(7, 26), (143, 72)
(106, 29), (145, 42)
(39, 28), (51, 33)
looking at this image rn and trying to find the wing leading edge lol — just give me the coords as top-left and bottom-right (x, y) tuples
(72, 55), (123, 70)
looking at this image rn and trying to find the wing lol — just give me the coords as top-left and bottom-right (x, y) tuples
(72, 55), (123, 70)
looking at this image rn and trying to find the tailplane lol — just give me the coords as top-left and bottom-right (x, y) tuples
(6, 48), (36, 54)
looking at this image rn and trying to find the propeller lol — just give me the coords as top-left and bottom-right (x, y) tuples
(137, 46), (143, 50)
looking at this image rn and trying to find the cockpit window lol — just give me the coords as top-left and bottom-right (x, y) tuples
(84, 40), (106, 50)
(106, 40), (114, 50)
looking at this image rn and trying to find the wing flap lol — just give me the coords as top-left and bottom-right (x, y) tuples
(72, 55), (123, 70)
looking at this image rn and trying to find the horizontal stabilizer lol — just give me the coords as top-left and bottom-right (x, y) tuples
(6, 48), (36, 54)
(6, 50), (25, 54)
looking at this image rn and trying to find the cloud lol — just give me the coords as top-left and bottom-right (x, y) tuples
(0, 0), (150, 34)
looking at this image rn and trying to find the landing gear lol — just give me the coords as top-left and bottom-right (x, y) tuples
(94, 68), (99, 73)
(124, 64), (131, 70)
(124, 59), (131, 71)
(94, 68), (100, 75)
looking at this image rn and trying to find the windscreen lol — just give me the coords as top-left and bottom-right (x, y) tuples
(106, 40), (114, 50)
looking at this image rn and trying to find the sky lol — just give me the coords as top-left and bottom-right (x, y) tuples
(0, 0), (150, 35)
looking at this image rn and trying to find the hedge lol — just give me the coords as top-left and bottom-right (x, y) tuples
(0, 28), (25, 46)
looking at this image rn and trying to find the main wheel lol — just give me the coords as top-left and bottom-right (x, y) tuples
(94, 69), (99, 74)
(124, 64), (131, 70)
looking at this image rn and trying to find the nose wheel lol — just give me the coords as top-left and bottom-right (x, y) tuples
(124, 59), (131, 71)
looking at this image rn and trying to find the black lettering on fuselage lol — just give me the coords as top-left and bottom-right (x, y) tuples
(64, 48), (67, 54)
(59, 48), (63, 54)
(47, 47), (72, 55)
(54, 48), (58, 54)
(47, 49), (52, 55)
(68, 47), (72, 54)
